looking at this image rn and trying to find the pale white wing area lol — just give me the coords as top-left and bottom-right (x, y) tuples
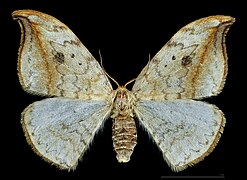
(134, 99), (225, 171)
(132, 16), (235, 100)
(12, 10), (112, 99)
(22, 98), (111, 170)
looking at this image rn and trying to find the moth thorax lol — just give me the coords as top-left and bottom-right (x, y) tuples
(111, 87), (137, 162)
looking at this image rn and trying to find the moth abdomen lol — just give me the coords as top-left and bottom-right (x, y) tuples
(112, 115), (137, 163)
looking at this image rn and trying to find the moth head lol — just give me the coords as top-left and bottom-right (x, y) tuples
(113, 87), (134, 112)
(115, 87), (129, 101)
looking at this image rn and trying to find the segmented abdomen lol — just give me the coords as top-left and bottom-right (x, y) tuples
(112, 115), (137, 163)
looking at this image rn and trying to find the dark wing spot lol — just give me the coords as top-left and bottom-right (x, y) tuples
(52, 25), (68, 32)
(54, 52), (65, 63)
(71, 53), (75, 58)
(172, 55), (176, 60)
(181, 56), (192, 66)
(152, 58), (159, 64)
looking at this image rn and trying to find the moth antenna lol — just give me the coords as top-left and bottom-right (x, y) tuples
(147, 53), (152, 67)
(98, 49), (120, 87)
(124, 54), (151, 88)
(141, 53), (152, 75)
(124, 78), (136, 88)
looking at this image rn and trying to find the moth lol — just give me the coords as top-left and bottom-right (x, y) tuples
(13, 10), (234, 171)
